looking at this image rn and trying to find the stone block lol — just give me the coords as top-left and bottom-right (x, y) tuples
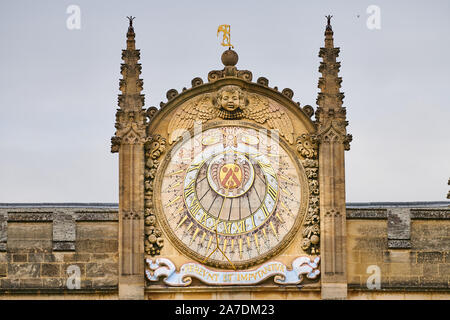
(28, 253), (44, 262)
(7, 263), (40, 278)
(12, 254), (27, 262)
(347, 275), (361, 286)
(387, 208), (411, 240)
(383, 250), (415, 264)
(438, 263), (450, 276)
(388, 276), (420, 288)
(92, 277), (118, 289)
(76, 240), (118, 253)
(346, 209), (387, 220)
(8, 212), (53, 222)
(7, 240), (52, 253)
(86, 262), (118, 278)
(63, 253), (90, 262)
(0, 216), (7, 243)
(7, 221), (52, 252)
(0, 278), (20, 289)
(42, 278), (64, 289)
(410, 221), (450, 250)
(388, 239), (411, 249)
(53, 213), (75, 241)
(359, 250), (383, 264)
(420, 276), (448, 288)
(20, 278), (43, 289)
(76, 222), (118, 240)
(387, 262), (422, 276)
(417, 252), (443, 263)
(410, 209), (450, 219)
(43, 253), (56, 262)
(7, 222), (52, 240)
(41, 263), (61, 277)
(0, 263), (6, 277)
(51, 253), (66, 262)
(0, 253), (9, 263)
(75, 212), (118, 222)
(423, 264), (439, 275)
(53, 241), (75, 251)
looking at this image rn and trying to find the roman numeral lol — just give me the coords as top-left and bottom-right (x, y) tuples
(184, 179), (195, 198)
(187, 161), (203, 173)
(267, 184), (278, 201)
(261, 204), (270, 217)
(198, 212), (208, 224)
(189, 197), (201, 215)
(222, 221), (232, 234)
(258, 161), (277, 178)
(234, 220), (246, 233)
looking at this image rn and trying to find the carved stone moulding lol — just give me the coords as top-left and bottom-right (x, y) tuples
(144, 134), (167, 256)
(146, 256), (320, 287)
(298, 134), (320, 255)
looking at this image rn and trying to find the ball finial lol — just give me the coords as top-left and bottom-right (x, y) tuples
(221, 48), (238, 67)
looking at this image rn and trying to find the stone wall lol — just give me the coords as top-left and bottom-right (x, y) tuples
(347, 207), (449, 293)
(1, 205), (449, 299)
(0, 208), (118, 294)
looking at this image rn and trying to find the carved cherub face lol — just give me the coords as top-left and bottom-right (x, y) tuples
(217, 86), (245, 112)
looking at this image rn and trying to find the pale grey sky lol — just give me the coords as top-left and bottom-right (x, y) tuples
(0, 0), (449, 203)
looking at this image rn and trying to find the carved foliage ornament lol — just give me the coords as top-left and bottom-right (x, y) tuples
(167, 85), (294, 144)
(144, 134), (167, 256)
(296, 134), (318, 159)
(300, 150), (320, 255)
(296, 133), (320, 256)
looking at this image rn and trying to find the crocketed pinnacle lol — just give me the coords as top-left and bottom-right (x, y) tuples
(315, 16), (351, 150)
(316, 15), (344, 118)
(119, 16), (144, 111)
(112, 17), (146, 153)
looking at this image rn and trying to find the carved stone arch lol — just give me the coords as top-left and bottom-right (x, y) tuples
(122, 128), (140, 144)
(147, 77), (317, 146)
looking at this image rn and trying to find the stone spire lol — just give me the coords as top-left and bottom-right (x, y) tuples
(111, 16), (146, 153)
(315, 15), (350, 146)
(111, 17), (147, 300)
(315, 16), (351, 300)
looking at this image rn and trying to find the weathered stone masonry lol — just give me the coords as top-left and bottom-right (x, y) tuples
(0, 207), (118, 293)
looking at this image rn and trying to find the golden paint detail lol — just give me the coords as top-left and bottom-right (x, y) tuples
(201, 185), (236, 270)
(217, 24), (234, 48)
(156, 125), (308, 269)
(175, 215), (188, 230)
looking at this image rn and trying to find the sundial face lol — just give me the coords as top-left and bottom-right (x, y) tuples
(157, 126), (305, 269)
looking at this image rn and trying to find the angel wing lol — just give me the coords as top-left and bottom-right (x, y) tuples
(167, 94), (217, 144)
(243, 94), (295, 144)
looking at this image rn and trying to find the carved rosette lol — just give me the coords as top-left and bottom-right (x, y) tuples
(297, 133), (320, 255)
(144, 134), (166, 256)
